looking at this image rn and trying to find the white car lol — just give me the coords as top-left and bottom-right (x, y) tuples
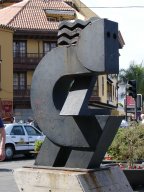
(4, 123), (45, 160)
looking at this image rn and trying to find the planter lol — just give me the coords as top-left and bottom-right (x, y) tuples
(29, 151), (38, 158)
(123, 169), (144, 187)
(102, 161), (144, 187)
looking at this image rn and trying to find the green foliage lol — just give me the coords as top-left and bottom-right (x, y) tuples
(108, 123), (144, 166)
(119, 61), (144, 96)
(34, 140), (43, 152)
(118, 103), (123, 107)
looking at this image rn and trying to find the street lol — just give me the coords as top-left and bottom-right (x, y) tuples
(0, 156), (144, 192)
(0, 156), (35, 192)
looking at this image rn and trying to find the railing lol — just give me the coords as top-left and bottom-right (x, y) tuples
(13, 53), (45, 70)
(13, 86), (31, 101)
(89, 95), (101, 102)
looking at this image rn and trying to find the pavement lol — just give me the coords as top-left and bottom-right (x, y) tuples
(0, 158), (34, 192)
(0, 158), (144, 192)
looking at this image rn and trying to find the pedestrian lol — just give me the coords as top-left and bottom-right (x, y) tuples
(0, 117), (5, 161)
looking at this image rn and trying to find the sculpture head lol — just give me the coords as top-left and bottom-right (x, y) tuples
(58, 18), (119, 74)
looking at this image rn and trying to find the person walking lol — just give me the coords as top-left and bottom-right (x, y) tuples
(0, 118), (5, 161)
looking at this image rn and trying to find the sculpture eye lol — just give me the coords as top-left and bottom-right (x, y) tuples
(113, 33), (117, 39)
(107, 32), (111, 38)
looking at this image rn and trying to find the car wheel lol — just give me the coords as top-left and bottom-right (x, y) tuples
(5, 145), (14, 160)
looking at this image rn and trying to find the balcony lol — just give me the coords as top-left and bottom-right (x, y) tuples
(89, 95), (101, 103)
(13, 86), (31, 105)
(13, 53), (45, 71)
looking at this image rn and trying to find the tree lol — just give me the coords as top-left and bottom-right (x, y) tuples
(119, 61), (144, 95)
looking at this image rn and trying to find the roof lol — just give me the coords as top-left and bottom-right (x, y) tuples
(0, 0), (75, 32)
(0, 24), (15, 31)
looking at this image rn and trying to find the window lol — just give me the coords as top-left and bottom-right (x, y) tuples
(47, 17), (57, 22)
(102, 76), (104, 96)
(13, 41), (26, 57)
(43, 42), (57, 54)
(107, 82), (112, 102)
(14, 72), (26, 90)
(47, 16), (64, 22)
(24, 125), (42, 136)
(115, 86), (118, 101)
(92, 78), (99, 96)
(11, 126), (25, 135)
(113, 85), (115, 100)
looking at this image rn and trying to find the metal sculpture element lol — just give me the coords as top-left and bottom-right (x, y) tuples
(31, 18), (122, 169)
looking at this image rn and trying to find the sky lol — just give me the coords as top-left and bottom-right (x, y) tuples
(81, 0), (144, 69)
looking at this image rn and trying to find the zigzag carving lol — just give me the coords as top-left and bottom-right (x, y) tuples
(58, 19), (91, 30)
(58, 18), (94, 45)
(58, 27), (82, 38)
(58, 36), (79, 45)
(58, 17), (99, 45)
(58, 27), (82, 45)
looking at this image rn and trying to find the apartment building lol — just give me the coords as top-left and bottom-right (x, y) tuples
(0, 0), (124, 121)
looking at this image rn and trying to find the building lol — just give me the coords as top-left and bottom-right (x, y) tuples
(0, 0), (124, 121)
(0, 24), (14, 120)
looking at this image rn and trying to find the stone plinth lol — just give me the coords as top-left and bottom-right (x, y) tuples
(14, 166), (133, 192)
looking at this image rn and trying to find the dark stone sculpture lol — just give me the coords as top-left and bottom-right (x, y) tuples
(31, 18), (122, 169)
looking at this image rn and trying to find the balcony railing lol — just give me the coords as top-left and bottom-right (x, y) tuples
(13, 52), (45, 70)
(13, 86), (31, 103)
(14, 89), (30, 97)
(89, 95), (101, 103)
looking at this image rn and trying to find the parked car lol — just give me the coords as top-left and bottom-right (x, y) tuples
(4, 123), (45, 160)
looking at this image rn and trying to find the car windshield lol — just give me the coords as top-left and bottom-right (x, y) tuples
(10, 125), (25, 135)
(24, 125), (42, 136)
(4, 124), (13, 135)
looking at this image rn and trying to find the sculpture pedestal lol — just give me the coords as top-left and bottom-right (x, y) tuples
(14, 166), (133, 192)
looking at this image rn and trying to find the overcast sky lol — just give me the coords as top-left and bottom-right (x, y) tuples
(81, 0), (144, 69)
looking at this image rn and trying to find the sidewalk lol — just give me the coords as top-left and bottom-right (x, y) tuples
(0, 159), (34, 192)
(1, 159), (144, 192)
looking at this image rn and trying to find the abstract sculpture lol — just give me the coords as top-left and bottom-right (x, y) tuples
(31, 18), (123, 169)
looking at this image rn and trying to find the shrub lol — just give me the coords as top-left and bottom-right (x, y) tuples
(108, 123), (144, 166)
(34, 140), (43, 152)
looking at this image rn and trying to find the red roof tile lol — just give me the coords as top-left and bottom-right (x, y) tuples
(0, 0), (75, 31)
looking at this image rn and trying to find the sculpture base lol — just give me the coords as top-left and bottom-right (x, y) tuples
(14, 166), (133, 192)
